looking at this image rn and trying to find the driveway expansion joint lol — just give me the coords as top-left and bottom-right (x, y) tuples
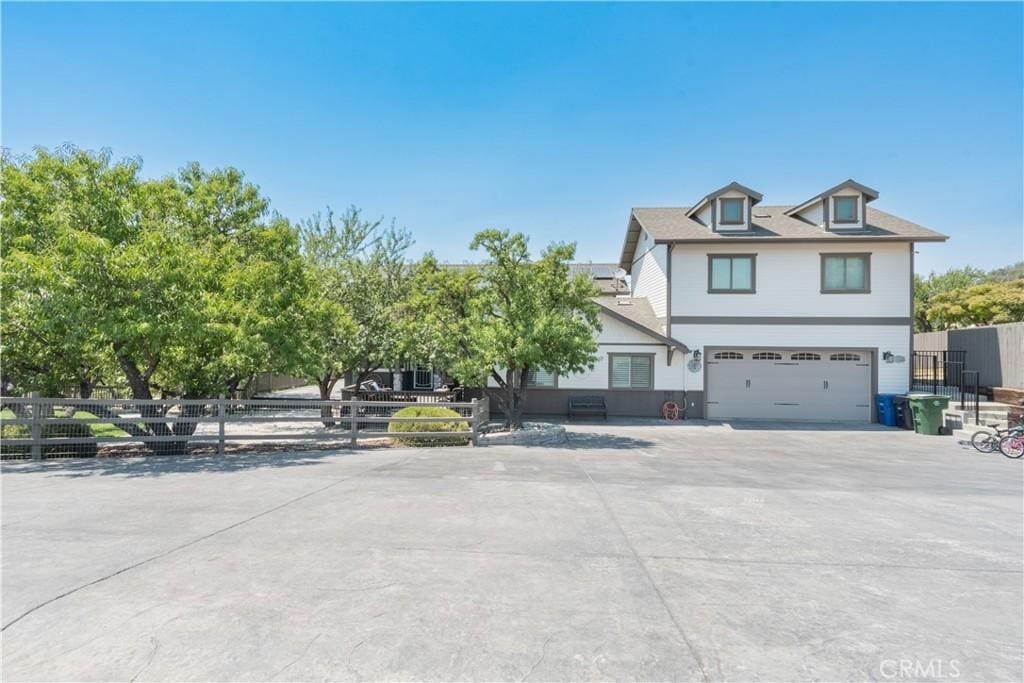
(1, 452), (418, 633)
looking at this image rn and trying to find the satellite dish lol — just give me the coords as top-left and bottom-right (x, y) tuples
(613, 267), (627, 280)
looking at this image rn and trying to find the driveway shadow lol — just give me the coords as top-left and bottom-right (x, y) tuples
(559, 431), (656, 449)
(0, 447), (370, 479)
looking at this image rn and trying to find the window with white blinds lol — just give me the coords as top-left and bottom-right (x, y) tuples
(526, 368), (556, 387)
(610, 355), (653, 389)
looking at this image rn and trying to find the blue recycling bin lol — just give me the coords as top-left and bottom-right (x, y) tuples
(875, 393), (898, 427)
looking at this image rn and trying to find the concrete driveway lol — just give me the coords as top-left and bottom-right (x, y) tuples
(2, 422), (1021, 682)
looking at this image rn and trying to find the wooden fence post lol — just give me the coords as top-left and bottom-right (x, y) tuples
(470, 398), (480, 447)
(350, 400), (360, 448)
(29, 391), (42, 461)
(218, 394), (226, 456)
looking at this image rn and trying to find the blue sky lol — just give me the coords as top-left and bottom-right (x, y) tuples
(3, 2), (1022, 274)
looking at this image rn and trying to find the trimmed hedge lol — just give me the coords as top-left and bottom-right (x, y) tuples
(0, 422), (97, 458)
(387, 405), (470, 446)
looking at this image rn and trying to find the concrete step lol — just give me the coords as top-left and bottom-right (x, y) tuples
(942, 408), (1009, 428)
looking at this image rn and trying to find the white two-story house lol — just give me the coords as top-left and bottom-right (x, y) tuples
(516, 179), (947, 422)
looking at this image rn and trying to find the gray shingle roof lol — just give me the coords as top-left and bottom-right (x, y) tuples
(594, 296), (688, 351)
(620, 205), (948, 269)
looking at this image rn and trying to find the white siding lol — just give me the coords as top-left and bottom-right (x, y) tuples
(670, 241), (911, 317)
(629, 228), (668, 319)
(560, 343), (683, 390)
(696, 203), (712, 226)
(487, 310), (685, 390)
(796, 201), (824, 226)
(671, 323), (911, 394)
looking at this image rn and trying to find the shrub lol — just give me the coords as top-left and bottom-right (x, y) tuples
(0, 422), (98, 458)
(387, 405), (470, 446)
(1, 423), (30, 458)
(42, 423), (98, 458)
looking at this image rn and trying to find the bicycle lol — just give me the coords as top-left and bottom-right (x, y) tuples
(999, 430), (1024, 459)
(970, 418), (1024, 454)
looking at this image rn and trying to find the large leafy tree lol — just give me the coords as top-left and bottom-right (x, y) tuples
(926, 279), (1024, 329)
(914, 262), (1024, 331)
(913, 266), (986, 332)
(405, 230), (601, 429)
(1, 146), (130, 397)
(294, 207), (411, 417)
(1, 146), (307, 450)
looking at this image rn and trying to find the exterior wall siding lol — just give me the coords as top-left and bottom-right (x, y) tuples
(670, 241), (911, 318)
(479, 312), (689, 418)
(671, 323), (911, 394)
(486, 314), (684, 390)
(629, 229), (668, 319)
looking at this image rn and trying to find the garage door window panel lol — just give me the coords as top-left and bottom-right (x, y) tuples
(822, 254), (870, 293)
(609, 354), (653, 390)
(708, 254), (756, 293)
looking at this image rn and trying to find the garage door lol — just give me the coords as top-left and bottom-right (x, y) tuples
(706, 349), (871, 421)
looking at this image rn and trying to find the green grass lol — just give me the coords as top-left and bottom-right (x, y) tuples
(0, 408), (132, 438)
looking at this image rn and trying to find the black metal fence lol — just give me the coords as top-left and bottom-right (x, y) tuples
(911, 350), (980, 424)
(911, 350), (967, 395)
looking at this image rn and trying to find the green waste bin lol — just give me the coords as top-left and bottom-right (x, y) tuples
(907, 394), (950, 435)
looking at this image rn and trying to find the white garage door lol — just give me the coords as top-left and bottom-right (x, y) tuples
(705, 349), (872, 421)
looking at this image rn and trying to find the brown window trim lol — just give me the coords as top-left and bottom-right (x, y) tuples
(820, 252), (871, 293)
(718, 197), (745, 225)
(707, 253), (757, 294)
(607, 352), (655, 391)
(832, 195), (859, 224)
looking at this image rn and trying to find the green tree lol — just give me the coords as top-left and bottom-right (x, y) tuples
(926, 279), (1024, 329)
(294, 206), (412, 427)
(405, 230), (601, 429)
(984, 261), (1024, 283)
(913, 266), (986, 332)
(1, 146), (308, 452)
(1, 146), (137, 397)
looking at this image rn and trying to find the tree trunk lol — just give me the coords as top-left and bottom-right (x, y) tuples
(115, 353), (191, 455)
(318, 376), (338, 427)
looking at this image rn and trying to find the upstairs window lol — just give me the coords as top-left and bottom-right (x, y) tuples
(609, 354), (653, 389)
(833, 196), (859, 224)
(708, 254), (756, 293)
(822, 254), (870, 293)
(720, 198), (744, 225)
(526, 368), (556, 387)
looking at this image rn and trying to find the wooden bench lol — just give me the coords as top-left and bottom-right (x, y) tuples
(568, 395), (607, 420)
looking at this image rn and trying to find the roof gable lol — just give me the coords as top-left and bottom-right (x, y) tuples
(686, 181), (764, 218)
(785, 179), (880, 217)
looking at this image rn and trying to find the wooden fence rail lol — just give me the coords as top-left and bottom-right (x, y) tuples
(0, 396), (488, 460)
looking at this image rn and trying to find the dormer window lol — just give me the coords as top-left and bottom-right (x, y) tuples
(833, 196), (858, 224)
(686, 181), (762, 232)
(720, 198), (744, 225)
(785, 179), (878, 231)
